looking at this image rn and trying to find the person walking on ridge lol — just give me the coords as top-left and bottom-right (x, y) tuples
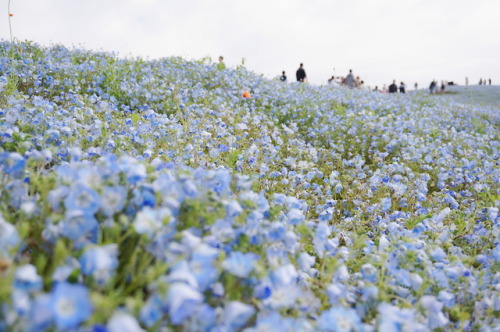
(389, 80), (398, 93)
(217, 56), (226, 70)
(280, 71), (287, 82)
(296, 63), (307, 82)
(399, 82), (406, 93)
(345, 69), (356, 88)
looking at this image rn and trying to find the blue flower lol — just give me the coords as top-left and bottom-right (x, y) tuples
(61, 209), (99, 240)
(287, 208), (305, 225)
(133, 207), (173, 238)
(0, 216), (19, 254)
(166, 282), (203, 325)
(80, 244), (119, 285)
(360, 264), (378, 283)
(223, 251), (259, 278)
(317, 306), (362, 332)
(420, 295), (449, 329)
(222, 301), (255, 331)
(50, 282), (93, 330)
(0, 152), (26, 178)
(14, 264), (42, 292)
(100, 185), (127, 217)
(108, 311), (145, 332)
(140, 294), (163, 328)
(29, 294), (54, 332)
(64, 183), (101, 214)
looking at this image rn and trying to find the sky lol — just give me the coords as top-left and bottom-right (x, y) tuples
(3, 0), (500, 88)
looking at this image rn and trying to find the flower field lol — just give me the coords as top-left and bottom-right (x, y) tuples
(0, 41), (499, 331)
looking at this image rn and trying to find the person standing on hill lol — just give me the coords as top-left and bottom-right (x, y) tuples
(296, 63), (307, 82)
(429, 80), (437, 94)
(217, 56), (226, 70)
(389, 80), (398, 93)
(345, 69), (356, 88)
(399, 82), (406, 93)
(280, 71), (287, 82)
(489, 78), (492, 85)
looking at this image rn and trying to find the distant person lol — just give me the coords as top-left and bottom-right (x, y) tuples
(327, 76), (336, 85)
(479, 78), (483, 85)
(382, 84), (387, 93)
(414, 82), (418, 90)
(373, 86), (379, 92)
(217, 56), (226, 70)
(489, 78), (492, 85)
(345, 69), (356, 88)
(280, 71), (287, 82)
(296, 63), (307, 82)
(399, 82), (406, 93)
(389, 80), (398, 93)
(429, 80), (437, 94)
(465, 77), (469, 86)
(440, 81), (445, 93)
(355, 76), (362, 87)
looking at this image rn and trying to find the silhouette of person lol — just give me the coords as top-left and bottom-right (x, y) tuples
(280, 71), (287, 82)
(296, 63), (307, 82)
(479, 78), (483, 85)
(489, 78), (492, 85)
(399, 82), (406, 93)
(389, 80), (398, 93)
(414, 82), (418, 90)
(465, 77), (469, 86)
(345, 69), (356, 88)
(217, 56), (226, 70)
(429, 80), (437, 94)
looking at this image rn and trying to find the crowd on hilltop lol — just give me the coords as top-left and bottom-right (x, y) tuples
(231, 60), (495, 95)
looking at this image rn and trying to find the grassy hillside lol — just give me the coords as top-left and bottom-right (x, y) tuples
(0, 41), (499, 331)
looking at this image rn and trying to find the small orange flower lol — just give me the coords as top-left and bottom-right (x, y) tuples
(242, 91), (251, 98)
(9, 13), (14, 17)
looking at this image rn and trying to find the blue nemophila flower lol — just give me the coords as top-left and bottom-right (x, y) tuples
(61, 209), (99, 240)
(360, 264), (378, 283)
(377, 302), (423, 331)
(108, 311), (145, 332)
(29, 294), (54, 332)
(0, 215), (19, 254)
(50, 282), (92, 330)
(80, 244), (119, 285)
(100, 185), (127, 217)
(317, 306), (362, 332)
(297, 252), (316, 272)
(420, 295), (449, 329)
(140, 294), (163, 328)
(133, 207), (173, 238)
(166, 282), (203, 325)
(223, 251), (259, 278)
(287, 208), (305, 225)
(0, 152), (26, 178)
(64, 183), (101, 214)
(381, 197), (392, 212)
(14, 264), (42, 292)
(222, 301), (255, 331)
(226, 200), (243, 218)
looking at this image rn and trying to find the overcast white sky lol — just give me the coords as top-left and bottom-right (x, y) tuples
(3, 0), (500, 88)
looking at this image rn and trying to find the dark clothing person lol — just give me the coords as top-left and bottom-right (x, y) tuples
(280, 74), (287, 82)
(429, 81), (437, 94)
(296, 64), (306, 82)
(389, 82), (398, 93)
(399, 82), (406, 93)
